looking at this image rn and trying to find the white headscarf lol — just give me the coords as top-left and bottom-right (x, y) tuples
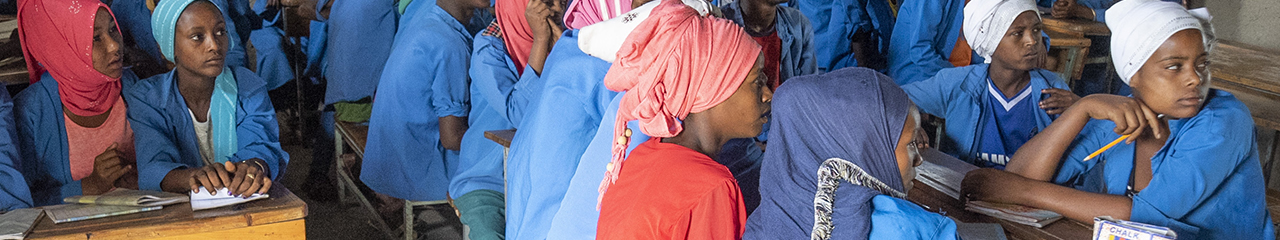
(963, 0), (1039, 63)
(578, 0), (712, 62)
(1107, 0), (1214, 85)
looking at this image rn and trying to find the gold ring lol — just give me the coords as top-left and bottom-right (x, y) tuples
(246, 174), (256, 180)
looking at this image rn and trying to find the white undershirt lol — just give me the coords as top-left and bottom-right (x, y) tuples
(188, 107), (216, 166)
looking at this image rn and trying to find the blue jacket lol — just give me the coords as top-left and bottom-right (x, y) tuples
(0, 84), (30, 210)
(14, 71), (139, 206)
(361, 0), (471, 202)
(887, 0), (975, 85)
(786, 0), (895, 72)
(1055, 90), (1275, 239)
(505, 29), (616, 240)
(453, 30), (540, 198)
(248, 0), (294, 90)
(867, 195), (961, 239)
(723, 1), (819, 80)
(321, 0), (398, 105)
(901, 64), (1069, 165)
(125, 67), (287, 192)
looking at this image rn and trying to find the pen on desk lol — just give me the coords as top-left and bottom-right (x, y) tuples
(1082, 134), (1130, 162)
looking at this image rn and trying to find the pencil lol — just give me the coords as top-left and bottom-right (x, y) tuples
(1083, 134), (1130, 162)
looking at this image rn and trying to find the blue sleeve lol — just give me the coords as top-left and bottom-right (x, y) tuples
(1130, 109), (1256, 237)
(794, 11), (819, 76)
(228, 69), (289, 180)
(431, 45), (472, 118)
(888, 0), (956, 85)
(1052, 120), (1114, 186)
(125, 81), (193, 192)
(304, 21), (328, 78)
(900, 68), (963, 118)
(468, 36), (521, 123)
(0, 89), (31, 210)
(1075, 0), (1115, 22)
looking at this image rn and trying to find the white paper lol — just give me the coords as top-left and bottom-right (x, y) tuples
(189, 188), (268, 211)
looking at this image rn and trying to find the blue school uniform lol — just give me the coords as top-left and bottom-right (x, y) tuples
(0, 85), (31, 210)
(110, 0), (164, 66)
(504, 29), (616, 240)
(901, 64), (1068, 165)
(453, 27), (540, 199)
(125, 67), (288, 192)
(321, 0), (397, 105)
(723, 1), (819, 80)
(249, 0), (294, 90)
(13, 74), (138, 206)
(974, 79), (1040, 169)
(14, 71), (139, 206)
(1054, 90), (1275, 239)
(786, 0), (895, 72)
(361, 0), (471, 202)
(867, 195), (961, 239)
(887, 0), (978, 85)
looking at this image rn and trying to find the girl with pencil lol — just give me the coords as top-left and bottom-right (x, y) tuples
(961, 1), (1274, 239)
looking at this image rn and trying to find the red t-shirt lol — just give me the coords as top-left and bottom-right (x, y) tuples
(597, 139), (747, 240)
(752, 32), (783, 90)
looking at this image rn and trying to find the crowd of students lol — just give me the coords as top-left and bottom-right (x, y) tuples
(0, 0), (1271, 239)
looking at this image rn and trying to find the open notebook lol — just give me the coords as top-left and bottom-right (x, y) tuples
(190, 188), (269, 211)
(63, 189), (188, 207)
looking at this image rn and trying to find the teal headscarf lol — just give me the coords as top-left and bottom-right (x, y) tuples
(152, 0), (240, 164)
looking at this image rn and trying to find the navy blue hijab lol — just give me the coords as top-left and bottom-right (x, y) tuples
(743, 67), (912, 240)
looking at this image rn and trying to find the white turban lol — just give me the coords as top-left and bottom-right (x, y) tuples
(578, 0), (712, 62)
(963, 0), (1039, 63)
(1107, 0), (1214, 85)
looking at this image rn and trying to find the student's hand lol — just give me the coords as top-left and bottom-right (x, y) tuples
(1072, 95), (1164, 142)
(188, 163), (233, 195)
(224, 160), (273, 198)
(84, 143), (132, 195)
(1039, 88), (1080, 115)
(961, 168), (1031, 204)
(526, 0), (555, 41)
(1052, 0), (1095, 20)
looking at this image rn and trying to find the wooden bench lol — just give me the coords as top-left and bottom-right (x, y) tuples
(334, 121), (452, 240)
(1042, 15), (1110, 37)
(28, 183), (306, 240)
(1210, 40), (1280, 96)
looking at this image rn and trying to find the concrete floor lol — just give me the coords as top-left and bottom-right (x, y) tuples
(278, 145), (465, 240)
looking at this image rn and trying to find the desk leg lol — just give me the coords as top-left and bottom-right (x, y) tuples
(334, 128), (346, 203)
(503, 146), (509, 207)
(1061, 47), (1082, 85)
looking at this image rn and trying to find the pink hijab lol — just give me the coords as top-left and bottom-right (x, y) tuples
(18, 0), (123, 116)
(563, 0), (633, 29)
(496, 0), (534, 74)
(598, 0), (761, 202)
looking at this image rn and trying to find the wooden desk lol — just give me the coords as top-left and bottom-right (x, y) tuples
(27, 183), (306, 240)
(484, 129), (516, 148)
(1047, 30), (1092, 82)
(909, 149), (1093, 240)
(1041, 15), (1110, 37)
(1210, 41), (1280, 96)
(1212, 81), (1280, 131)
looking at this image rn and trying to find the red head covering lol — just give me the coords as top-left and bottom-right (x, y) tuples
(598, 0), (761, 202)
(18, 0), (122, 116)
(496, 0), (534, 74)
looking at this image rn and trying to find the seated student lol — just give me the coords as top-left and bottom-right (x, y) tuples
(454, 0), (564, 238)
(127, 0), (287, 196)
(595, 1), (771, 238)
(361, 0), (485, 204)
(744, 68), (958, 240)
(15, 0), (141, 206)
(901, 0), (1077, 169)
(786, 0), (895, 72)
(962, 1), (1275, 238)
(248, 0), (297, 90)
(1047, 0), (1190, 23)
(0, 84), (30, 211)
(722, 0), (817, 89)
(887, 0), (970, 85)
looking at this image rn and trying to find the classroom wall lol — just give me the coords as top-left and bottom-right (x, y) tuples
(1207, 0), (1280, 50)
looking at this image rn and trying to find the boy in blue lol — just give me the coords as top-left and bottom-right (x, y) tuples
(361, 0), (487, 204)
(901, 0), (1077, 169)
(786, 0), (894, 72)
(722, 0), (817, 86)
(128, 0), (286, 196)
(964, 1), (1275, 238)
